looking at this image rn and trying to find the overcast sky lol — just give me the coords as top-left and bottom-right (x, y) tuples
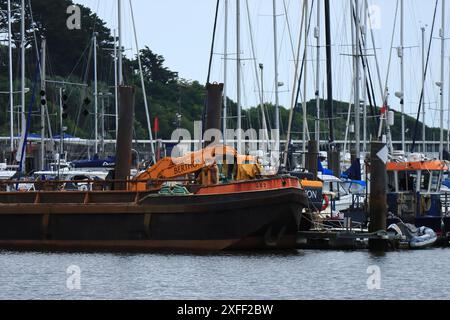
(75, 0), (449, 131)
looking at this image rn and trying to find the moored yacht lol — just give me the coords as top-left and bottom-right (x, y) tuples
(386, 153), (450, 238)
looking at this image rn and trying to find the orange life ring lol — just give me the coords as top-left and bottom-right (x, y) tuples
(321, 194), (330, 211)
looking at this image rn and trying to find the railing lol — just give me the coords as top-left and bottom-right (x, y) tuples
(441, 191), (450, 216)
(0, 178), (198, 193)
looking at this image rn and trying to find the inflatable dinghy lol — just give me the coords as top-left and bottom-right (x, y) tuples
(388, 223), (437, 249)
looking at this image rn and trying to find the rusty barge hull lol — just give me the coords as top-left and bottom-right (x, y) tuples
(0, 185), (307, 252)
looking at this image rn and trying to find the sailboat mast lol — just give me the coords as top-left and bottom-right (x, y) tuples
(324, 0), (334, 143)
(40, 38), (46, 170)
(314, 0), (321, 144)
(101, 98), (105, 155)
(223, 0), (228, 143)
(400, 0), (405, 152)
(58, 87), (63, 180)
(93, 33), (99, 155)
(302, 0), (309, 167)
(260, 64), (265, 132)
(362, 0), (368, 153)
(439, 0), (445, 159)
(114, 29), (119, 140)
(20, 0), (26, 172)
(236, 0), (242, 153)
(118, 0), (123, 85)
(354, 0), (361, 159)
(272, 0), (280, 136)
(422, 26), (426, 153)
(8, 0), (14, 154)
(448, 56), (450, 151)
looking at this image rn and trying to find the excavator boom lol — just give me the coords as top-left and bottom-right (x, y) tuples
(130, 145), (259, 191)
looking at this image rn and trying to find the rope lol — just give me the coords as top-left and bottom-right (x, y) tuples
(206, 0), (221, 85)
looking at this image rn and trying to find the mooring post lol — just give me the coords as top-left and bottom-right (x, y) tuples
(306, 140), (319, 179)
(369, 141), (388, 252)
(328, 148), (341, 178)
(114, 86), (135, 191)
(350, 147), (357, 166)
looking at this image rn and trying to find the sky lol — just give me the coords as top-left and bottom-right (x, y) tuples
(74, 0), (449, 132)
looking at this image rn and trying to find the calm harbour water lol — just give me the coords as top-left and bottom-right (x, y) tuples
(0, 249), (449, 300)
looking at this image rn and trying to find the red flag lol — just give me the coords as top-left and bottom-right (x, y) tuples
(380, 104), (387, 115)
(153, 117), (159, 134)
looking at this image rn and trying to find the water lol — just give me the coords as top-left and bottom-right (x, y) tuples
(1, 249), (449, 300)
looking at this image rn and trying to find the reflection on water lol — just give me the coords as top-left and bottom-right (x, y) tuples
(0, 249), (449, 300)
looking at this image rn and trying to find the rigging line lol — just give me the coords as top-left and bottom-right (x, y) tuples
(201, 0), (220, 147)
(129, 0), (156, 163)
(343, 69), (356, 158)
(293, 0), (315, 136)
(266, 1), (290, 106)
(26, 0), (58, 152)
(206, 0), (221, 85)
(18, 61), (40, 176)
(241, 70), (252, 129)
(27, 0), (42, 74)
(368, 0), (398, 147)
(365, 0), (388, 108)
(245, 0), (270, 137)
(382, 0), (400, 105)
(283, 0), (306, 168)
(351, 3), (379, 133)
(411, 0), (439, 152)
(324, 0), (334, 143)
(282, 0), (297, 66)
(65, 42), (91, 83)
(70, 40), (94, 146)
(94, 0), (101, 32)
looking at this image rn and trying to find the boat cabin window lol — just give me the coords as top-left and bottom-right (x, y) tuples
(323, 181), (348, 198)
(427, 171), (442, 193)
(389, 171), (417, 192)
(342, 181), (365, 195)
(415, 170), (441, 193)
(420, 171), (430, 192)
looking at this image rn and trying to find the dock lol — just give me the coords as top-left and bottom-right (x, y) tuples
(297, 229), (408, 250)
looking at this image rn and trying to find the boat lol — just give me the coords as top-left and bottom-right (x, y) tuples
(386, 154), (450, 237)
(318, 173), (365, 214)
(0, 163), (16, 181)
(32, 169), (109, 191)
(0, 105), (311, 252)
(0, 171), (309, 252)
(0, 0), (313, 252)
(71, 155), (116, 171)
(388, 222), (437, 249)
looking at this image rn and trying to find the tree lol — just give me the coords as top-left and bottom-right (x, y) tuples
(0, 0), (114, 78)
(138, 47), (178, 84)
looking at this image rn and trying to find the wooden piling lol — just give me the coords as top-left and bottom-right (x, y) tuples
(328, 149), (341, 178)
(114, 86), (135, 191)
(369, 141), (388, 252)
(305, 140), (319, 179)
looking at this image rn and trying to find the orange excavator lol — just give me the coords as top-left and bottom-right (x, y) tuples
(130, 144), (262, 191)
